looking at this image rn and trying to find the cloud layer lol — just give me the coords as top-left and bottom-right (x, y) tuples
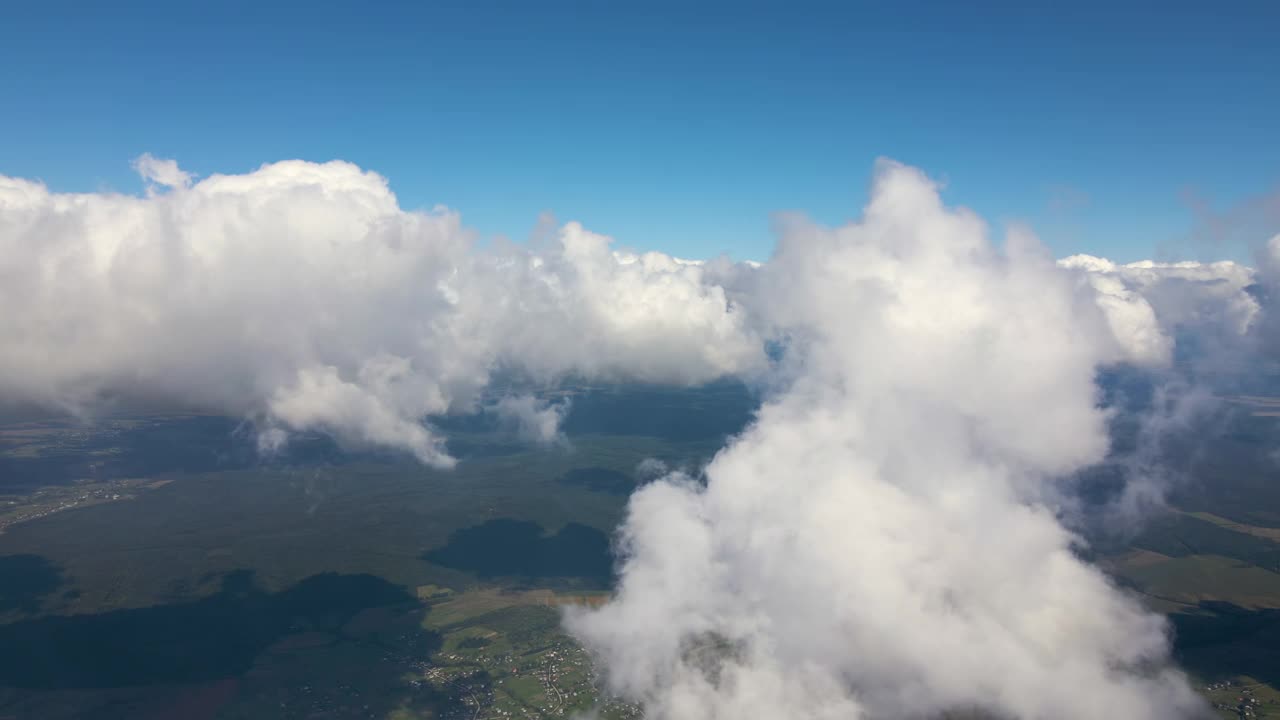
(0, 160), (762, 464)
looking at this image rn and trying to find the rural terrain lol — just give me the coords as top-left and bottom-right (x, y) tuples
(1, 381), (1279, 719)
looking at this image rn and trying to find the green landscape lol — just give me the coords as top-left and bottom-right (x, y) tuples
(0, 385), (744, 719)
(1098, 396), (1280, 720)
(3, 383), (1280, 719)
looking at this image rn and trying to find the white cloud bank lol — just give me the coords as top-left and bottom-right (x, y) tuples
(1060, 253), (1258, 348)
(3, 155), (1265, 718)
(0, 159), (763, 465)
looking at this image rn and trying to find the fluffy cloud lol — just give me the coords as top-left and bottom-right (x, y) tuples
(132, 152), (194, 190)
(1059, 253), (1258, 351)
(0, 158), (763, 464)
(493, 394), (571, 446)
(1242, 234), (1280, 361)
(566, 161), (1208, 719)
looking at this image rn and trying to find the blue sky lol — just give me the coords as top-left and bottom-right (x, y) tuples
(2, 0), (1276, 262)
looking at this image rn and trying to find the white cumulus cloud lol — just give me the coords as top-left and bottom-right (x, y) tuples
(1060, 253), (1258, 343)
(493, 394), (571, 446)
(566, 160), (1208, 720)
(0, 156), (763, 464)
(131, 152), (194, 190)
